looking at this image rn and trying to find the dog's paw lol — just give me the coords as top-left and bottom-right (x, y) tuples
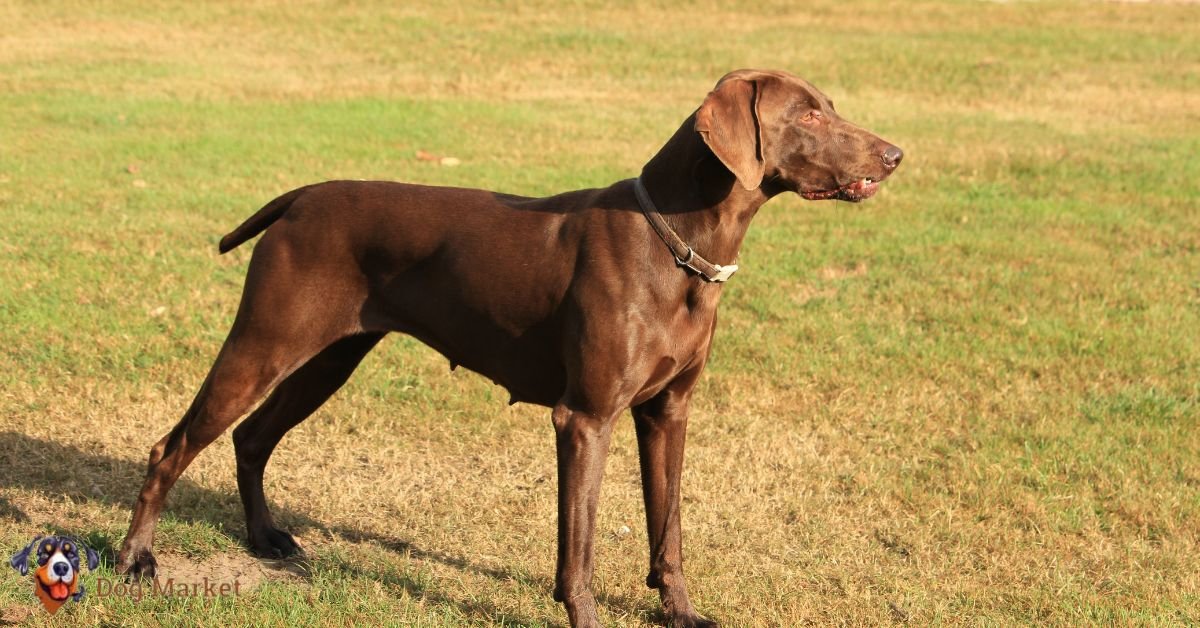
(248, 526), (303, 559)
(117, 549), (158, 581)
(561, 590), (603, 628)
(667, 614), (717, 628)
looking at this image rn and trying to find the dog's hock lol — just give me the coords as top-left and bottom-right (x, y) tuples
(695, 76), (765, 191)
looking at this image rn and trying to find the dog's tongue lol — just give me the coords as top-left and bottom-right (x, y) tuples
(50, 582), (69, 600)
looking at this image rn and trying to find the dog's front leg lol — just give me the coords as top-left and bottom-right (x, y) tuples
(551, 402), (617, 628)
(633, 382), (716, 628)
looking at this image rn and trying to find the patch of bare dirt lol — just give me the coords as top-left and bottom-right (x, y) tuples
(818, 261), (868, 281)
(150, 550), (308, 594)
(0, 604), (35, 625)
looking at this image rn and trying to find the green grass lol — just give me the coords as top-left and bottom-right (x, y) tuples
(2, 0), (1199, 625)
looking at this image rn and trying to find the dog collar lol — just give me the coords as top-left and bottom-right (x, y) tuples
(633, 178), (739, 283)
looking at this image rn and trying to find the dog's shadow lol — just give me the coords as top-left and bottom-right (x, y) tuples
(0, 431), (660, 625)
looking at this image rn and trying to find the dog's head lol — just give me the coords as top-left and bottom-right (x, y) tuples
(696, 69), (902, 201)
(10, 535), (99, 614)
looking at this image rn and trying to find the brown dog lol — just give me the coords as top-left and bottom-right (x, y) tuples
(116, 69), (901, 626)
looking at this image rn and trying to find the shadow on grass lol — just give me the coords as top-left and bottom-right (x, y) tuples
(0, 496), (28, 523)
(313, 549), (560, 627)
(0, 431), (660, 625)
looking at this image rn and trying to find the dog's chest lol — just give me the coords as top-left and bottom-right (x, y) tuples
(658, 282), (723, 359)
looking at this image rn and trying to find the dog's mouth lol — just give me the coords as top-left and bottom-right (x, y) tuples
(38, 577), (71, 601)
(800, 177), (881, 202)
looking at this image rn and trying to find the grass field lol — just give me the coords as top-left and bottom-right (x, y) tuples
(2, 0), (1199, 625)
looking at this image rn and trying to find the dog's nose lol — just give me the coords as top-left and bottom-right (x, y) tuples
(882, 145), (903, 169)
(53, 562), (69, 577)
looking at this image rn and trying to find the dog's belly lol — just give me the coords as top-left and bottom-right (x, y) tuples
(406, 317), (568, 408)
(362, 266), (570, 407)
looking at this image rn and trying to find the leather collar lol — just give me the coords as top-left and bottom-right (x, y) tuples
(633, 178), (738, 283)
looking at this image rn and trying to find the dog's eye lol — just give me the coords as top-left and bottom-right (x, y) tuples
(801, 110), (823, 124)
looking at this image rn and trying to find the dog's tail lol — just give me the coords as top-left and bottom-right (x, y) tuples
(218, 185), (312, 254)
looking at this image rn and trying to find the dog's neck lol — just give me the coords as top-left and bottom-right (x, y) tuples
(637, 113), (777, 272)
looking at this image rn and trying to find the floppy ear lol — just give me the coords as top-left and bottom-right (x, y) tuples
(84, 544), (99, 571)
(10, 536), (41, 576)
(695, 76), (765, 191)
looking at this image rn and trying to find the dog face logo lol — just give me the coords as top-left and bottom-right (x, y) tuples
(9, 535), (99, 614)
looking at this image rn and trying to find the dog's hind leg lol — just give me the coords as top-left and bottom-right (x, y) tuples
(232, 332), (384, 558)
(116, 233), (365, 579)
(117, 338), (310, 578)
